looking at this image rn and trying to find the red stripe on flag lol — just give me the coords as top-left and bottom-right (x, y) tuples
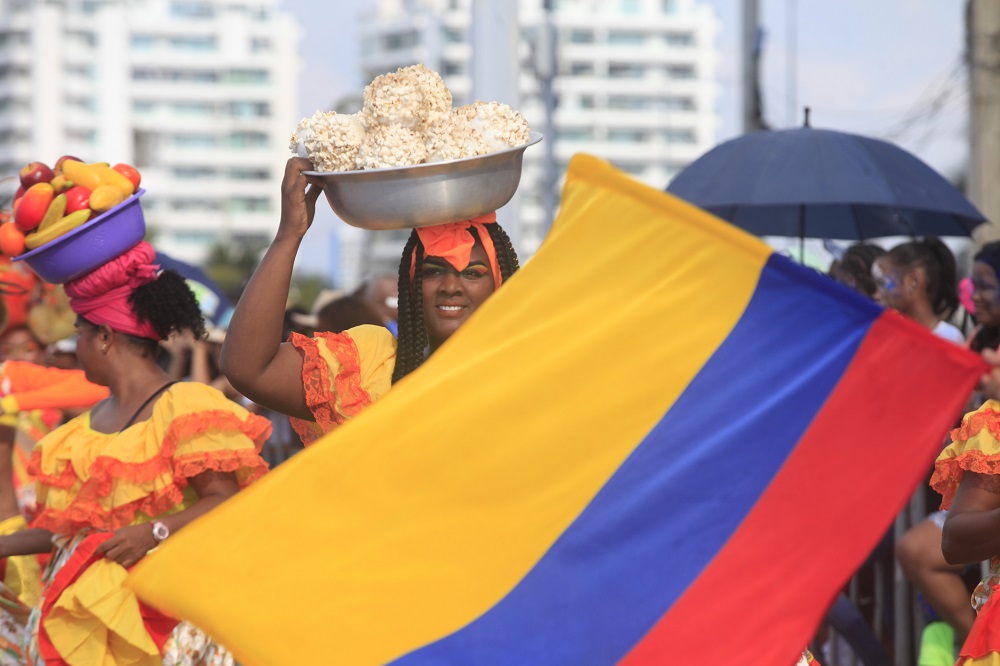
(619, 313), (983, 665)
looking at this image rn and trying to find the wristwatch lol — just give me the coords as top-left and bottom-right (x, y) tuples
(151, 521), (170, 543)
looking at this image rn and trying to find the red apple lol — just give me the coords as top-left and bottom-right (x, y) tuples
(63, 186), (91, 214)
(13, 186), (24, 201)
(53, 155), (83, 176)
(19, 161), (54, 189)
(111, 163), (141, 191)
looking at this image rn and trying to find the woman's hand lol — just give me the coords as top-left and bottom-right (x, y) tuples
(278, 157), (323, 242)
(95, 523), (158, 568)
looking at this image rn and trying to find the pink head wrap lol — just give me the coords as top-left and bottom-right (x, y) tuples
(64, 241), (162, 340)
(410, 213), (503, 288)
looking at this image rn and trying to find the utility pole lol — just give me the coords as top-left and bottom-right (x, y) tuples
(742, 0), (767, 133)
(969, 0), (1000, 241)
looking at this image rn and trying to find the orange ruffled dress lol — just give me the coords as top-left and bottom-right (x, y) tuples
(289, 325), (396, 446)
(931, 399), (1000, 666)
(0, 382), (270, 665)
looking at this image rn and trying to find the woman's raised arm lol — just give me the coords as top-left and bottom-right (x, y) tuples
(220, 158), (321, 420)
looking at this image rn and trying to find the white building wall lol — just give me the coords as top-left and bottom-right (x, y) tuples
(0, 0), (300, 265)
(351, 0), (718, 280)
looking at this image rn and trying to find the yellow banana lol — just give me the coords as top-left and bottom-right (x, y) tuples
(92, 163), (135, 195)
(89, 185), (128, 213)
(61, 160), (103, 191)
(25, 209), (91, 250)
(37, 194), (67, 233)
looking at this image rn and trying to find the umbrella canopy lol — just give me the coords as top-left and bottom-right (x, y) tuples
(666, 127), (986, 240)
(154, 251), (231, 325)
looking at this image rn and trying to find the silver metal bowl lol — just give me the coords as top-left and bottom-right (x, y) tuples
(304, 132), (543, 230)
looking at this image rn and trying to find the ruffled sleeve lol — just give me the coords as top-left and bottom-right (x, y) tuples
(288, 324), (396, 446)
(29, 382), (270, 534)
(931, 400), (1000, 509)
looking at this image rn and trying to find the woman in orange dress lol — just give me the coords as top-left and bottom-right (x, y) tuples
(0, 242), (270, 665)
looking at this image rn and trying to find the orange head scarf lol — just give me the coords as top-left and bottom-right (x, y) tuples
(410, 213), (503, 288)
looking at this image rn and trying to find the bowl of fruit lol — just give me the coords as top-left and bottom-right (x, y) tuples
(3, 158), (146, 284)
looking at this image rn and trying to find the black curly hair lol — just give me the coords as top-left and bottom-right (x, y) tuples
(121, 268), (206, 355)
(391, 223), (519, 384)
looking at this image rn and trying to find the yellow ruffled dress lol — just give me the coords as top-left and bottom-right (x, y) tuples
(931, 400), (1000, 666)
(0, 382), (270, 665)
(289, 325), (396, 446)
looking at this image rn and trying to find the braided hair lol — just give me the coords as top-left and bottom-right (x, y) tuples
(885, 237), (959, 320)
(392, 223), (519, 384)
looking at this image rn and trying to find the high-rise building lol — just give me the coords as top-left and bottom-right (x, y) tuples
(0, 0), (299, 263)
(345, 0), (718, 284)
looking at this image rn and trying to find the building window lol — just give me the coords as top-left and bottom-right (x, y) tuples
(609, 129), (646, 143)
(170, 35), (217, 50)
(172, 199), (221, 211)
(173, 167), (216, 179)
(226, 69), (269, 84)
(228, 131), (269, 148)
(569, 62), (594, 76)
(442, 62), (462, 76)
(663, 128), (696, 143)
(228, 101), (270, 118)
(173, 133), (217, 147)
(251, 37), (271, 52)
(665, 64), (695, 79)
(442, 28), (464, 43)
(662, 0), (677, 13)
(658, 96), (695, 111)
(133, 100), (156, 114)
(65, 63), (95, 79)
(608, 96), (646, 110)
(171, 2), (214, 18)
(608, 31), (644, 45)
(66, 128), (97, 143)
(579, 95), (595, 109)
(228, 197), (271, 212)
(229, 168), (269, 180)
(64, 95), (96, 111)
(66, 30), (97, 48)
(383, 31), (418, 50)
(621, 0), (640, 13)
(609, 63), (644, 79)
(173, 101), (215, 116)
(568, 30), (594, 44)
(557, 128), (594, 141)
(131, 34), (156, 49)
(664, 32), (694, 46)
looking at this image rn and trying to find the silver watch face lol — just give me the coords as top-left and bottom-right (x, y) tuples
(152, 522), (169, 541)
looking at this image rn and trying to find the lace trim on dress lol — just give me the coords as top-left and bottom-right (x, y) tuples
(931, 450), (1000, 510)
(28, 410), (269, 534)
(289, 332), (374, 447)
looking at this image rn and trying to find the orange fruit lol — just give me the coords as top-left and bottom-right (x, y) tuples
(0, 222), (26, 256)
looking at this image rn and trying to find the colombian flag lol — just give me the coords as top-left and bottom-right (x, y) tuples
(130, 154), (984, 665)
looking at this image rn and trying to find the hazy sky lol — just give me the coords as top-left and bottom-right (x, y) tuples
(274, 0), (969, 276)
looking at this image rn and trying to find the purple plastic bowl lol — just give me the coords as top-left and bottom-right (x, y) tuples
(13, 188), (147, 284)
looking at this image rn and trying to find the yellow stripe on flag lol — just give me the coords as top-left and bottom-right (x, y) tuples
(130, 154), (773, 665)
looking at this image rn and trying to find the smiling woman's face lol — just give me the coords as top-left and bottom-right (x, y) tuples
(420, 239), (496, 352)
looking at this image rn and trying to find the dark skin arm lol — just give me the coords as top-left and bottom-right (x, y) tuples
(95, 470), (241, 568)
(0, 528), (54, 558)
(941, 471), (1000, 565)
(220, 158), (321, 421)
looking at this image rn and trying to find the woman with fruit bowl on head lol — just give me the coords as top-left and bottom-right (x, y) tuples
(0, 241), (270, 665)
(221, 157), (521, 445)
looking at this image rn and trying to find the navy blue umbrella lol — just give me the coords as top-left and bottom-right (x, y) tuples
(154, 251), (231, 325)
(666, 126), (986, 241)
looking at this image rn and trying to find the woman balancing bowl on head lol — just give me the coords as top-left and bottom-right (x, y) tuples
(221, 157), (520, 444)
(0, 241), (270, 665)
